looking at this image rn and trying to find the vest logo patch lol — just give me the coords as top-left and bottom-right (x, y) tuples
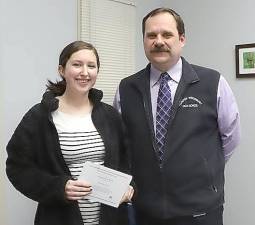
(179, 96), (203, 108)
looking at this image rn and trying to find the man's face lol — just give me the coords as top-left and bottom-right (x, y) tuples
(143, 12), (185, 72)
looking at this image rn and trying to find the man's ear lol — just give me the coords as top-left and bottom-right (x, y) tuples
(180, 34), (186, 47)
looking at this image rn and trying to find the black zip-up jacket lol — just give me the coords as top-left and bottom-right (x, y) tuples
(6, 89), (129, 225)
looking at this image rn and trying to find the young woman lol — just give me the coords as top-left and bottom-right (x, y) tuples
(6, 41), (133, 225)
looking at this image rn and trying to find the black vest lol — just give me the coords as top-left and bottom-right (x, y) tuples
(119, 58), (225, 218)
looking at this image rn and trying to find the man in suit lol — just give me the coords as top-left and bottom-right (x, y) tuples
(114, 7), (240, 225)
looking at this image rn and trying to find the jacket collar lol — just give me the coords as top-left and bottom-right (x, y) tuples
(135, 57), (199, 90)
(41, 88), (103, 113)
(181, 57), (200, 84)
(133, 57), (200, 104)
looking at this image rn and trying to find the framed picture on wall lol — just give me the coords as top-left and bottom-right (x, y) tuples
(235, 43), (255, 78)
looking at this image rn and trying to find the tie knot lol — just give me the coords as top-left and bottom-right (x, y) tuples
(160, 72), (171, 82)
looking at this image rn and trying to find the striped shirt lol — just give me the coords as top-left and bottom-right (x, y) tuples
(52, 110), (105, 225)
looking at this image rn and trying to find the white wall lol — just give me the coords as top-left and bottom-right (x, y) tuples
(162, 1), (255, 225)
(1, 1), (77, 224)
(0, 0), (5, 214)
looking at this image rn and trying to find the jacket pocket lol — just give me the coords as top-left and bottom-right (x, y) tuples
(202, 156), (218, 193)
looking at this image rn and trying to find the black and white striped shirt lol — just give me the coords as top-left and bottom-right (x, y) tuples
(52, 110), (105, 225)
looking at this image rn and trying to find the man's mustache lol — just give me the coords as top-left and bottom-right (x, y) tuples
(150, 48), (170, 53)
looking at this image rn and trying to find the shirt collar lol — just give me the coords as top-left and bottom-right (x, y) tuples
(150, 58), (182, 87)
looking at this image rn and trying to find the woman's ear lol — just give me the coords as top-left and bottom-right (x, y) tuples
(58, 65), (64, 78)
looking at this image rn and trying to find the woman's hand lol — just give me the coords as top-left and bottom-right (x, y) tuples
(120, 185), (134, 204)
(65, 179), (92, 201)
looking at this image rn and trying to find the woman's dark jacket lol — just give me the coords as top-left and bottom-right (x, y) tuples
(6, 89), (130, 225)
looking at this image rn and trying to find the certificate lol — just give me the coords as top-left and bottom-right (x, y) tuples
(78, 161), (132, 208)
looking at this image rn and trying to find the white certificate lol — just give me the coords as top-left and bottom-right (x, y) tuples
(78, 161), (132, 208)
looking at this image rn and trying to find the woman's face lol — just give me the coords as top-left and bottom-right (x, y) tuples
(59, 49), (98, 96)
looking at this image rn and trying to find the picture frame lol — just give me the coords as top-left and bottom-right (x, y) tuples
(235, 43), (255, 78)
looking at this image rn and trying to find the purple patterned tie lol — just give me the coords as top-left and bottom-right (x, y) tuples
(156, 72), (172, 167)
